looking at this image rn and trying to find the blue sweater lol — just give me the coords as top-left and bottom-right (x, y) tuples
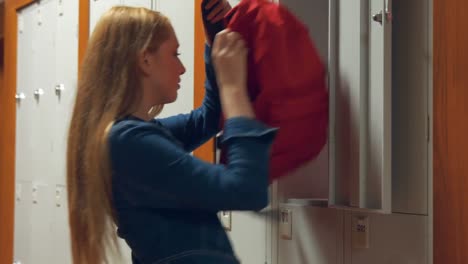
(109, 45), (277, 264)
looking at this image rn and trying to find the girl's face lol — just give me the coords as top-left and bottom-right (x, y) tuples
(140, 26), (186, 106)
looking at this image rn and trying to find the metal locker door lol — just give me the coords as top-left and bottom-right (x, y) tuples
(89, 0), (122, 33)
(274, 0), (330, 203)
(51, 1), (79, 262)
(29, 0), (57, 185)
(14, 4), (39, 264)
(273, 0), (339, 263)
(28, 1), (58, 262)
(54, 0), (79, 186)
(329, 0), (393, 213)
(15, 6), (36, 183)
(13, 181), (33, 264)
(154, 0), (194, 118)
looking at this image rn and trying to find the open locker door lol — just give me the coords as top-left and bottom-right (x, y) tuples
(329, 0), (392, 213)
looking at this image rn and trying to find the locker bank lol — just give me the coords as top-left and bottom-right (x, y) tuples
(0, 0), (466, 263)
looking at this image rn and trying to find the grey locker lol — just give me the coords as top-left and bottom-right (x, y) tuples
(15, 7), (36, 183)
(53, 0), (79, 186)
(274, 2), (337, 263)
(330, 0), (393, 212)
(15, 1), (77, 263)
(155, 0), (195, 118)
(30, 0), (57, 185)
(49, 1), (78, 262)
(276, 0), (330, 201)
(15, 3), (45, 264)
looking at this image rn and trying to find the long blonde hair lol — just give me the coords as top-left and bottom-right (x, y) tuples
(67, 6), (171, 264)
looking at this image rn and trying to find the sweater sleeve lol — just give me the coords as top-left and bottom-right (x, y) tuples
(110, 117), (278, 212)
(155, 44), (221, 152)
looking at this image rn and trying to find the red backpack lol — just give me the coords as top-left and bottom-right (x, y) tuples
(206, 0), (329, 181)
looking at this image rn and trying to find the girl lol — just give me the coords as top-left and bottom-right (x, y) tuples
(67, 3), (276, 264)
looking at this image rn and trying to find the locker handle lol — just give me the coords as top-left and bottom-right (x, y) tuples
(372, 11), (383, 25)
(373, 2), (392, 26)
(34, 88), (44, 99)
(55, 84), (65, 95)
(15, 92), (26, 101)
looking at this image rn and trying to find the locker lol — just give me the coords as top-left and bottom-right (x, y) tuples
(15, 7), (36, 183)
(275, 0), (330, 201)
(155, 0), (195, 118)
(54, 0), (79, 185)
(329, 0), (393, 212)
(14, 1), (78, 263)
(273, 1), (334, 263)
(29, 0), (57, 184)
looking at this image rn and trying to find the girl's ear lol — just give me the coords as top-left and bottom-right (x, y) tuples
(138, 50), (152, 76)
